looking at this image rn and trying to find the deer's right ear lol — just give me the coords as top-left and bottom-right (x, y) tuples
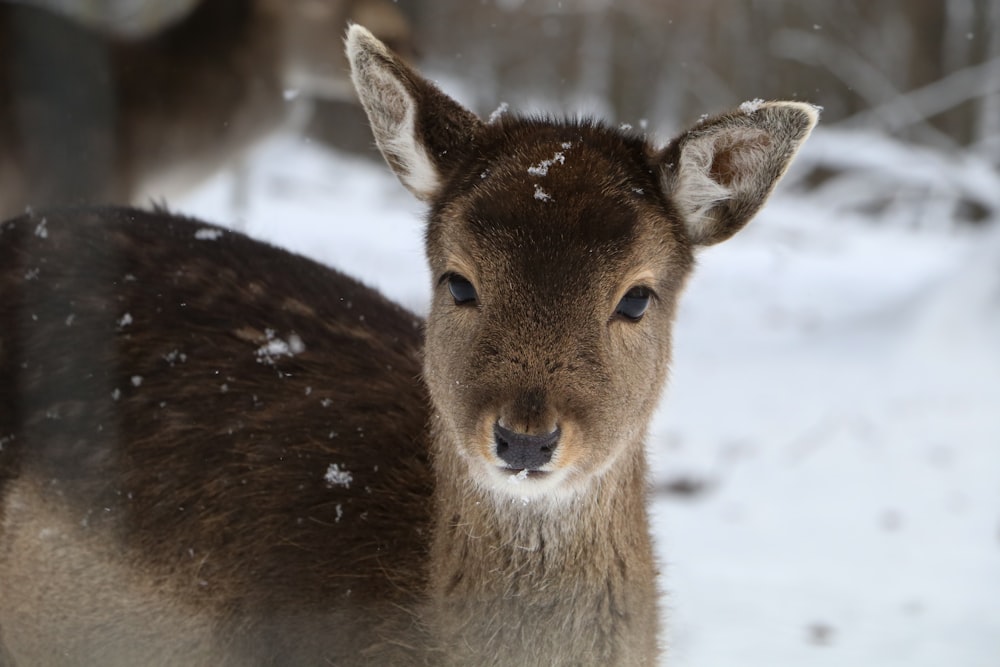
(347, 24), (483, 201)
(658, 102), (818, 246)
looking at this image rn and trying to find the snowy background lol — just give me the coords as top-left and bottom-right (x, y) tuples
(170, 96), (1000, 666)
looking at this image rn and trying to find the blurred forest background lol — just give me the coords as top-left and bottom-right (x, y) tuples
(399, 0), (1000, 229)
(2, 0), (998, 226)
(411, 0), (1000, 152)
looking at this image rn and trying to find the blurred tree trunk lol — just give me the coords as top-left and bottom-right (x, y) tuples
(975, 0), (1000, 155)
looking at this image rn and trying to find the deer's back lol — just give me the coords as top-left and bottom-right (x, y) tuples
(0, 207), (433, 664)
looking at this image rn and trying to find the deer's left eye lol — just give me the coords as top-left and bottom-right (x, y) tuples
(615, 286), (652, 321)
(447, 273), (479, 306)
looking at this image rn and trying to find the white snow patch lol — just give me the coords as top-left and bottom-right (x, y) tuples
(110, 388), (121, 401)
(507, 469), (530, 485)
(255, 329), (305, 365)
(527, 150), (566, 177)
(117, 313), (133, 328)
(324, 464), (353, 488)
(533, 184), (552, 202)
(163, 349), (187, 365)
(34, 217), (48, 238)
(194, 228), (224, 241)
(739, 98), (766, 114)
(130, 375), (143, 387)
(488, 101), (509, 124)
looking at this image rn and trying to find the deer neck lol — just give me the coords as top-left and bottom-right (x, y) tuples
(425, 420), (659, 665)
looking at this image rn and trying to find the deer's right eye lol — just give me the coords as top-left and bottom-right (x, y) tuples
(447, 274), (479, 306)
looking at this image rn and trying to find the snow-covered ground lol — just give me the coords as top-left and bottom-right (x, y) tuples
(172, 118), (1000, 667)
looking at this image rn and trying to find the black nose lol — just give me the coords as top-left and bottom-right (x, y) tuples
(493, 422), (560, 471)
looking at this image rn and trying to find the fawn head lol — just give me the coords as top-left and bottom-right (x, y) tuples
(347, 26), (816, 502)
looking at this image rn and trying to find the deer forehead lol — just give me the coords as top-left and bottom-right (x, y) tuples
(427, 123), (688, 290)
(470, 121), (657, 203)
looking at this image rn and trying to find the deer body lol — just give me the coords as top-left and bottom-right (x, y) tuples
(0, 206), (432, 665)
(0, 26), (816, 666)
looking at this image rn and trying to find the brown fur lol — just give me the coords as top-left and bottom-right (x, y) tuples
(0, 207), (432, 665)
(0, 25), (816, 666)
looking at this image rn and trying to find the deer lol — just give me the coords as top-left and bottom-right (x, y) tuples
(0, 24), (817, 667)
(0, 0), (413, 219)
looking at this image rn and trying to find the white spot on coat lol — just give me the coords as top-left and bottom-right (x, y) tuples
(324, 464), (353, 488)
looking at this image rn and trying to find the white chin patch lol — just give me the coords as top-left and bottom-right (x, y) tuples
(477, 462), (578, 502)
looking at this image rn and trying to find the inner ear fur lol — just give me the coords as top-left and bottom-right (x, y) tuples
(659, 102), (818, 246)
(346, 24), (483, 201)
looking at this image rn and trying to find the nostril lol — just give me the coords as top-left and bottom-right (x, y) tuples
(493, 422), (560, 471)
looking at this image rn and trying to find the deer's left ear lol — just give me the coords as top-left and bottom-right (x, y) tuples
(659, 102), (818, 246)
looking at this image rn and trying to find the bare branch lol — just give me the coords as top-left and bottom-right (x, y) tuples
(771, 28), (960, 148)
(841, 56), (1000, 137)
